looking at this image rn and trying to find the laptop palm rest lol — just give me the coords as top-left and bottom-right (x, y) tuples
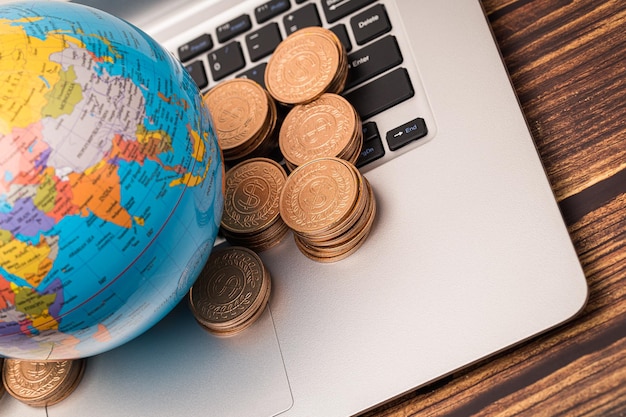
(48, 302), (293, 416)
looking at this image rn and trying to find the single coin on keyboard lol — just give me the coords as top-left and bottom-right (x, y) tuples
(279, 157), (376, 262)
(203, 78), (278, 162)
(265, 27), (348, 105)
(3, 359), (86, 407)
(279, 93), (363, 171)
(188, 246), (271, 337)
(221, 157), (289, 252)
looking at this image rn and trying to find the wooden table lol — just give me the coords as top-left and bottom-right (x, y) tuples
(362, 1), (626, 416)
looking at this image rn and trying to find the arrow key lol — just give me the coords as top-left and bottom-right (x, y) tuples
(386, 118), (428, 151)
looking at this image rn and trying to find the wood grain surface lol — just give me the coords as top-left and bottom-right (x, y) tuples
(362, 0), (626, 416)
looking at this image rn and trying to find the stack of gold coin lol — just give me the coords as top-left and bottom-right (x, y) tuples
(265, 27), (348, 105)
(2, 359), (86, 407)
(279, 157), (376, 262)
(279, 93), (363, 171)
(220, 158), (289, 251)
(189, 246), (271, 337)
(203, 78), (279, 163)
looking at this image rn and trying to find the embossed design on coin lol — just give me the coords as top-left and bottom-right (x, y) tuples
(203, 78), (278, 161)
(280, 157), (357, 235)
(2, 359), (86, 407)
(221, 158), (289, 251)
(189, 246), (271, 336)
(224, 160), (283, 231)
(202, 252), (261, 323)
(279, 157), (377, 262)
(204, 79), (267, 149)
(265, 27), (347, 105)
(280, 93), (361, 169)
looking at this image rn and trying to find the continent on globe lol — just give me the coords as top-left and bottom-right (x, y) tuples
(0, 1), (223, 360)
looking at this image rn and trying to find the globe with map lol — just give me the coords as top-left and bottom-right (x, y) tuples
(0, 2), (224, 359)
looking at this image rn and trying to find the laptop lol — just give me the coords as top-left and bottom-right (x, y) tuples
(3, 0), (588, 416)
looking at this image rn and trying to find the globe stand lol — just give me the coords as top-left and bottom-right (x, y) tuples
(2, 358), (86, 407)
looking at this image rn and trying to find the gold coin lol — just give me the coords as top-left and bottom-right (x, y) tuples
(222, 158), (287, 234)
(189, 246), (271, 336)
(221, 218), (289, 252)
(265, 27), (343, 105)
(203, 78), (272, 159)
(294, 177), (376, 262)
(221, 158), (289, 251)
(302, 174), (366, 244)
(279, 93), (360, 168)
(279, 157), (358, 236)
(282, 157), (377, 262)
(225, 90), (279, 163)
(198, 274), (271, 337)
(2, 359), (86, 407)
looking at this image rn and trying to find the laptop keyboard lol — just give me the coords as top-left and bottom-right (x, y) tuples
(174, 0), (432, 170)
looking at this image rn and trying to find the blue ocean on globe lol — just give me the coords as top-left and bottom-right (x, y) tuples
(0, 1), (224, 359)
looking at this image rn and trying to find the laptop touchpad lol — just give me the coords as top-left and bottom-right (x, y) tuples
(48, 302), (293, 417)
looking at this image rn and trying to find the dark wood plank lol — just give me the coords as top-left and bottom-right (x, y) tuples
(360, 0), (626, 415)
(488, 0), (626, 203)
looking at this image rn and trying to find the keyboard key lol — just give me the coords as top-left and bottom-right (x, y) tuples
(321, 0), (376, 24)
(208, 42), (246, 81)
(255, 0), (291, 24)
(246, 23), (282, 62)
(216, 14), (252, 43)
(346, 35), (402, 89)
(284, 3), (322, 35)
(330, 23), (352, 52)
(344, 67), (414, 120)
(386, 118), (428, 151)
(357, 122), (385, 167)
(238, 63), (268, 88)
(350, 4), (391, 45)
(178, 33), (213, 62)
(184, 60), (208, 89)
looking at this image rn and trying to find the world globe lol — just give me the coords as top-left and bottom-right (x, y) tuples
(0, 1), (224, 359)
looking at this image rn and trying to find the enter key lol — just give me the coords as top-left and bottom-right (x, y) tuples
(346, 35), (403, 90)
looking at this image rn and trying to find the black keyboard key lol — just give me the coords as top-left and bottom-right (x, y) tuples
(386, 118), (428, 151)
(216, 14), (252, 43)
(246, 23), (282, 62)
(330, 24), (352, 52)
(255, 0), (291, 24)
(295, 0), (307, 3)
(350, 4), (391, 45)
(178, 34), (213, 62)
(346, 35), (402, 89)
(284, 3), (322, 35)
(238, 63), (268, 88)
(357, 122), (385, 167)
(344, 67), (414, 120)
(208, 42), (246, 81)
(184, 60), (208, 89)
(321, 0), (376, 24)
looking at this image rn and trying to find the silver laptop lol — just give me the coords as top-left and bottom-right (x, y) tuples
(3, 0), (588, 416)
